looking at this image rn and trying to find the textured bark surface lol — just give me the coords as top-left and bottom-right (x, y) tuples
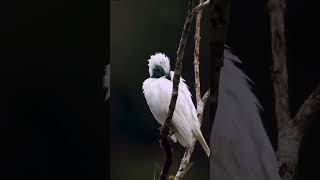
(174, 3), (210, 179)
(159, 1), (196, 180)
(194, 0), (204, 107)
(267, 0), (298, 179)
(174, 90), (209, 180)
(268, 0), (291, 130)
(277, 126), (301, 179)
(267, 0), (320, 179)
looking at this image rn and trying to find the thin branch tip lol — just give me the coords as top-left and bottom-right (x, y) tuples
(175, 1), (209, 179)
(159, 0), (196, 179)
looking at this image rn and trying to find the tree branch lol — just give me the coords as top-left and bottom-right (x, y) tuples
(159, 1), (196, 180)
(174, 90), (210, 180)
(194, 0), (204, 109)
(293, 83), (320, 133)
(202, 89), (210, 106)
(268, 0), (291, 131)
(174, 1), (209, 178)
(267, 0), (301, 179)
(191, 0), (210, 15)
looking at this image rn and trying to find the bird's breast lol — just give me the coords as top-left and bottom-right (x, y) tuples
(143, 78), (172, 124)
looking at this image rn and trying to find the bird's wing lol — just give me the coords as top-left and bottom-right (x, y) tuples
(210, 49), (281, 180)
(173, 73), (210, 156)
(143, 74), (195, 146)
(143, 78), (169, 125)
(155, 76), (195, 146)
(169, 71), (207, 148)
(170, 71), (199, 125)
(143, 75), (205, 149)
(143, 77), (190, 146)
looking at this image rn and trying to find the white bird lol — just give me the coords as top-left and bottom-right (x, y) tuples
(142, 53), (210, 157)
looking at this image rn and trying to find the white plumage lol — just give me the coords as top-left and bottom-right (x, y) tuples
(142, 53), (210, 157)
(210, 48), (281, 180)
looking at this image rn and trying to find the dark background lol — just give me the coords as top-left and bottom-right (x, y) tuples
(110, 0), (319, 180)
(0, 0), (318, 180)
(0, 0), (108, 180)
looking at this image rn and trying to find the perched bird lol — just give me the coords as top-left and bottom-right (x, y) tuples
(142, 53), (210, 157)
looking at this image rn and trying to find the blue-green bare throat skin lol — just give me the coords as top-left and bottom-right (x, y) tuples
(151, 65), (171, 80)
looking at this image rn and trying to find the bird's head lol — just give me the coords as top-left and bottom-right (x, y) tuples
(147, 52), (171, 79)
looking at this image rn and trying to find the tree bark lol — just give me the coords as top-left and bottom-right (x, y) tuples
(174, 1), (211, 179)
(267, 0), (320, 179)
(159, 1), (196, 180)
(194, 0), (204, 107)
(268, 0), (291, 131)
(267, 0), (298, 179)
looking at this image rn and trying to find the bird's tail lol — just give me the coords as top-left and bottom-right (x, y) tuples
(193, 128), (210, 157)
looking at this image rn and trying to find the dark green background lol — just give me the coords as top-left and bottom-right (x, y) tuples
(111, 0), (320, 180)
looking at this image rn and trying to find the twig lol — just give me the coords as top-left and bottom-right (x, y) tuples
(202, 89), (211, 106)
(192, 0), (210, 15)
(159, 1), (196, 180)
(194, 0), (204, 109)
(160, 1), (211, 179)
(174, 1), (210, 179)
(174, 90), (209, 180)
(199, 89), (211, 118)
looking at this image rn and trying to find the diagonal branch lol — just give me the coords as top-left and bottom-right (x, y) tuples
(174, 90), (210, 180)
(293, 83), (320, 133)
(202, 89), (211, 105)
(174, 1), (210, 178)
(159, 1), (197, 180)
